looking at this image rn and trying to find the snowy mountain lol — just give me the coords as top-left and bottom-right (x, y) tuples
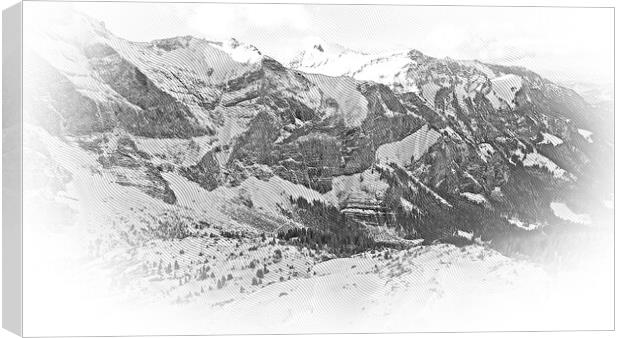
(290, 37), (420, 94)
(21, 12), (613, 334)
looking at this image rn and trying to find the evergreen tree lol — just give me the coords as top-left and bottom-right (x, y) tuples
(199, 266), (208, 280)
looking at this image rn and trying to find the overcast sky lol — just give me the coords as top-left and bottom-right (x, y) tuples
(30, 2), (614, 88)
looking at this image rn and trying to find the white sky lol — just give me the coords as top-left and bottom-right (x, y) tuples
(30, 2), (614, 88)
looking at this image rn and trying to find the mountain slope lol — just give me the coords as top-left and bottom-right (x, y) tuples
(290, 41), (613, 243)
(22, 9), (614, 273)
(20, 11), (613, 333)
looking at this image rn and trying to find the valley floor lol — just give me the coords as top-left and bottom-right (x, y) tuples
(23, 229), (613, 336)
(20, 125), (614, 336)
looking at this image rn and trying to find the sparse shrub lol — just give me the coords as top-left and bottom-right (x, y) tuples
(153, 212), (191, 240)
(198, 266), (210, 280)
(222, 231), (242, 239)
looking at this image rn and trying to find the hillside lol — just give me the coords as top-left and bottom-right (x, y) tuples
(20, 11), (614, 334)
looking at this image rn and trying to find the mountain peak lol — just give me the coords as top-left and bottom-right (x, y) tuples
(407, 48), (427, 59)
(302, 36), (363, 56)
(288, 37), (367, 73)
(217, 37), (263, 64)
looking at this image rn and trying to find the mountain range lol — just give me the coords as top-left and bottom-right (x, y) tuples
(20, 11), (614, 332)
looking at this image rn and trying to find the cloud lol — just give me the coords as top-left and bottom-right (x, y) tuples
(183, 4), (311, 40)
(58, 2), (612, 87)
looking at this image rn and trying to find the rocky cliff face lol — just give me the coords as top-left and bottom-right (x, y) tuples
(23, 13), (612, 262)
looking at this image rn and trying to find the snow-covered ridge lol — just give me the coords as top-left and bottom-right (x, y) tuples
(478, 143), (496, 162)
(28, 12), (264, 84)
(522, 151), (569, 180)
(550, 202), (592, 225)
(403, 168), (453, 208)
(460, 192), (487, 205)
(538, 132), (564, 146)
(303, 73), (369, 127)
(289, 37), (532, 111)
(507, 218), (543, 231)
(212, 38), (263, 64)
(25, 10), (272, 137)
(289, 38), (419, 93)
(375, 125), (441, 166)
(577, 128), (594, 143)
(289, 37), (372, 74)
(486, 74), (523, 109)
